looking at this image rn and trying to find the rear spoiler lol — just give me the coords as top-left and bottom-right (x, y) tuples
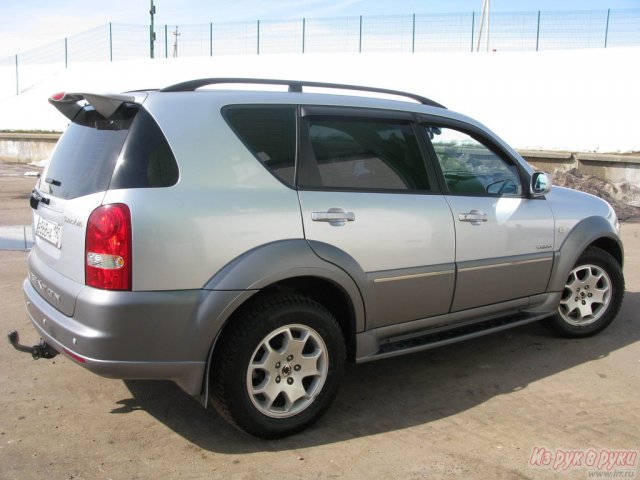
(48, 92), (137, 120)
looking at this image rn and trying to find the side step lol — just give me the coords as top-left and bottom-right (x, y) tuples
(371, 312), (548, 361)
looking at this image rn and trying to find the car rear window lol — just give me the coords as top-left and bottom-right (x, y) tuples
(42, 106), (135, 199)
(43, 105), (178, 200)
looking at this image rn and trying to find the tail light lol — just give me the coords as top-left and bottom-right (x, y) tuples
(85, 204), (132, 291)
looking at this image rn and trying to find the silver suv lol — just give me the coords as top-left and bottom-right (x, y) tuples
(13, 79), (624, 438)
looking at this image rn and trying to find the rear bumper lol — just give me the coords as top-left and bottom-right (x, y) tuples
(23, 277), (246, 396)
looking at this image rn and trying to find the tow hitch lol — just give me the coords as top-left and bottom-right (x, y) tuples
(7, 330), (58, 359)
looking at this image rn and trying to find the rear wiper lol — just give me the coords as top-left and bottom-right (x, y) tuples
(44, 177), (61, 187)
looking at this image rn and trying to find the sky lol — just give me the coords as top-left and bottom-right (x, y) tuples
(1, 0), (639, 58)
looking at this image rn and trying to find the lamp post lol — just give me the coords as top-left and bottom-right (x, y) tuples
(150, 0), (156, 58)
(476, 0), (491, 52)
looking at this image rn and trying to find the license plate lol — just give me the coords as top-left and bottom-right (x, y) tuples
(35, 215), (62, 248)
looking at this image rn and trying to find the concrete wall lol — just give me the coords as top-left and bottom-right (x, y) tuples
(520, 150), (640, 186)
(0, 133), (59, 164)
(576, 154), (640, 186)
(2, 134), (638, 193)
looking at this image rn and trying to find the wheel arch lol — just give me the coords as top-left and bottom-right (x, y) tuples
(198, 240), (365, 403)
(244, 277), (358, 360)
(548, 216), (624, 292)
(590, 236), (623, 268)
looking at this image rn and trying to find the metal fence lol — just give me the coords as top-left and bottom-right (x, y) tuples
(1, 8), (639, 98)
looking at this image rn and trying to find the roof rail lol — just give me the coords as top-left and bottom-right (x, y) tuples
(160, 78), (446, 109)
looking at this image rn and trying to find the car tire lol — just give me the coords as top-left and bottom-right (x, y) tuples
(209, 293), (346, 438)
(544, 246), (624, 338)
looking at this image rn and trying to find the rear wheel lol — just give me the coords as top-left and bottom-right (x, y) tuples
(545, 247), (624, 337)
(210, 294), (345, 438)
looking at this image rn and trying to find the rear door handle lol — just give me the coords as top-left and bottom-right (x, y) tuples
(311, 208), (355, 226)
(458, 210), (488, 225)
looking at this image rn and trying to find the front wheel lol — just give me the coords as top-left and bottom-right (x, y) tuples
(544, 246), (624, 337)
(210, 294), (345, 438)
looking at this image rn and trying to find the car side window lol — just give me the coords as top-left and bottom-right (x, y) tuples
(299, 118), (431, 191)
(426, 126), (522, 196)
(224, 106), (297, 186)
(111, 108), (179, 190)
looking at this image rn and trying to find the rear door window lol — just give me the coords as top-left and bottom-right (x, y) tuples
(299, 117), (431, 191)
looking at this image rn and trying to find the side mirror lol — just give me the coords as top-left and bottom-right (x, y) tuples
(530, 171), (552, 197)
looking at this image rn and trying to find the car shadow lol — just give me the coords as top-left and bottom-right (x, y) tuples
(117, 290), (639, 453)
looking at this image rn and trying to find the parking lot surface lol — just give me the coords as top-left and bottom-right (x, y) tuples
(1, 163), (638, 479)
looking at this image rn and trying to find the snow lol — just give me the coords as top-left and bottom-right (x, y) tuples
(1, 47), (639, 152)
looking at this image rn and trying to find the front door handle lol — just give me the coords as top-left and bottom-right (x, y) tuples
(458, 210), (488, 225)
(311, 208), (355, 226)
